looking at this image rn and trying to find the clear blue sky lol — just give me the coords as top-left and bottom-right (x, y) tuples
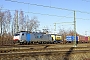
(0, 0), (90, 35)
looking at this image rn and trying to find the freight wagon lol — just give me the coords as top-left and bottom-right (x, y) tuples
(66, 36), (89, 43)
(78, 36), (88, 43)
(88, 36), (90, 42)
(51, 34), (62, 43)
(66, 36), (78, 43)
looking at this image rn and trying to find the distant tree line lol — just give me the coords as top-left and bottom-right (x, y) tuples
(0, 10), (40, 36)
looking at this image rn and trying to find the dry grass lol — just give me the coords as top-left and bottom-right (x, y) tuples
(0, 36), (13, 45)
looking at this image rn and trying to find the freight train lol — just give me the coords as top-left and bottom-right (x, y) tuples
(13, 31), (90, 44)
(13, 31), (62, 44)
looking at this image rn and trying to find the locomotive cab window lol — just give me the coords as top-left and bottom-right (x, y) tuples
(14, 34), (20, 36)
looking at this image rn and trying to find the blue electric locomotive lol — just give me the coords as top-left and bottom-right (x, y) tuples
(13, 31), (55, 44)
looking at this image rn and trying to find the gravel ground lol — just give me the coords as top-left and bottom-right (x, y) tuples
(0, 52), (90, 60)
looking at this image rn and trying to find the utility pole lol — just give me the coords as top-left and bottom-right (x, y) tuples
(74, 11), (77, 47)
(54, 23), (56, 33)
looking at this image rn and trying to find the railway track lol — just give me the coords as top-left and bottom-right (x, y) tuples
(0, 43), (90, 54)
(0, 47), (90, 60)
(0, 46), (90, 53)
(0, 50), (90, 56)
(0, 45), (90, 60)
(0, 42), (90, 48)
(0, 43), (90, 51)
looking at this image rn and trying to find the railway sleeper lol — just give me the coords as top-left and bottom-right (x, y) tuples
(0, 50), (10, 53)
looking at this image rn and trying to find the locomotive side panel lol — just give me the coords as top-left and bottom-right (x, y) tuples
(26, 33), (31, 42)
(30, 33), (52, 43)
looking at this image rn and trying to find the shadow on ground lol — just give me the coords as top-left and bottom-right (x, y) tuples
(64, 47), (74, 60)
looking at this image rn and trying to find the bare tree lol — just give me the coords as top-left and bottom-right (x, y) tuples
(19, 10), (25, 31)
(11, 18), (14, 35)
(13, 10), (19, 34)
(4, 10), (11, 34)
(26, 16), (40, 32)
(24, 15), (29, 31)
(0, 11), (4, 35)
(67, 30), (79, 36)
(58, 27), (79, 36)
(58, 26), (67, 35)
(7, 10), (11, 33)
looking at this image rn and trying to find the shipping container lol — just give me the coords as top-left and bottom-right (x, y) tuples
(55, 35), (62, 41)
(66, 36), (78, 42)
(85, 36), (88, 42)
(88, 36), (90, 41)
(78, 36), (86, 43)
(66, 36), (73, 42)
(72, 36), (78, 41)
(51, 34), (56, 41)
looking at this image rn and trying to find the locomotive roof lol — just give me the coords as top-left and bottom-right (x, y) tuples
(16, 31), (47, 34)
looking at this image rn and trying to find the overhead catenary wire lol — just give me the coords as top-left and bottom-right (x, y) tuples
(56, 12), (73, 22)
(5, 0), (90, 14)
(82, 0), (90, 2)
(4, 0), (90, 21)
(1, 8), (74, 18)
(5, 0), (73, 11)
(1, 8), (90, 20)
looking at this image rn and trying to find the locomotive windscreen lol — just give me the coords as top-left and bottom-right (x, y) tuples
(14, 33), (20, 36)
